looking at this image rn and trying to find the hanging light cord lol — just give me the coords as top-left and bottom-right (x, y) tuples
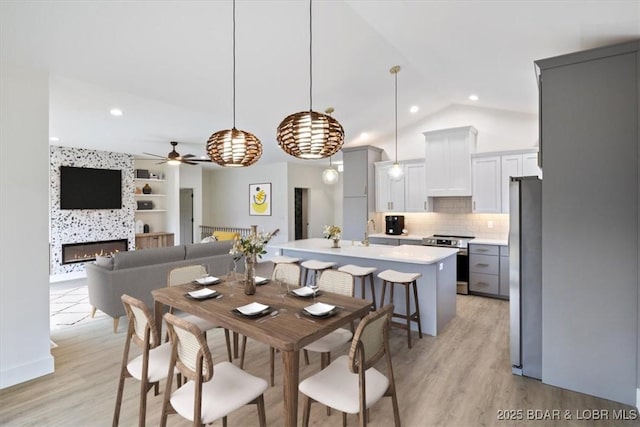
(394, 69), (398, 163)
(232, 0), (236, 128)
(309, 0), (313, 112)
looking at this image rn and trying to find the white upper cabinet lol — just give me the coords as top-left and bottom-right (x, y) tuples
(374, 159), (432, 213)
(375, 161), (405, 212)
(424, 126), (477, 197)
(404, 160), (431, 212)
(472, 149), (541, 213)
(472, 156), (501, 213)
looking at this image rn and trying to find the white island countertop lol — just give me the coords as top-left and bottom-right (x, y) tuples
(270, 238), (457, 265)
(470, 238), (508, 246)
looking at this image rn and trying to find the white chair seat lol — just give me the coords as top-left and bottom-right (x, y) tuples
(338, 264), (376, 277)
(272, 255), (301, 264)
(377, 269), (421, 283)
(170, 361), (268, 424)
(299, 355), (389, 414)
(127, 342), (173, 383)
(301, 260), (336, 270)
(303, 328), (352, 353)
(178, 313), (218, 332)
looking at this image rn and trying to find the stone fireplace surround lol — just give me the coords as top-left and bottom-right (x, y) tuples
(50, 146), (135, 276)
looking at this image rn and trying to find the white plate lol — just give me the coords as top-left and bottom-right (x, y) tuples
(254, 276), (269, 285)
(303, 302), (336, 316)
(195, 276), (219, 285)
(236, 302), (270, 316)
(188, 288), (217, 299)
(291, 287), (315, 297)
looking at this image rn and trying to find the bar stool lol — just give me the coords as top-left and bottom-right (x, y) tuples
(378, 269), (423, 348)
(271, 255), (301, 265)
(301, 260), (336, 287)
(338, 264), (378, 311)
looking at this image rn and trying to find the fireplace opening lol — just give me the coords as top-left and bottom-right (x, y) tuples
(61, 239), (128, 264)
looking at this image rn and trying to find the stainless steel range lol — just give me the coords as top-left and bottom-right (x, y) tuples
(422, 234), (475, 294)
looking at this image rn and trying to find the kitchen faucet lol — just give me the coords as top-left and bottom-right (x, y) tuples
(363, 219), (375, 246)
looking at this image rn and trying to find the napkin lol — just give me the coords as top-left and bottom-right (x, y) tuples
(195, 276), (219, 285)
(187, 288), (217, 299)
(236, 302), (270, 316)
(304, 302), (336, 316)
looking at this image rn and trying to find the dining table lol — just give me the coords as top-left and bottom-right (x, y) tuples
(152, 277), (373, 427)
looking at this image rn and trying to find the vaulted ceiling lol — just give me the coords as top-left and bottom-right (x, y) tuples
(1, 1), (638, 166)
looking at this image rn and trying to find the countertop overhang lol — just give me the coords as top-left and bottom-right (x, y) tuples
(270, 238), (458, 265)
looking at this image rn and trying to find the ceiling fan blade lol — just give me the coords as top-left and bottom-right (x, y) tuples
(156, 160), (168, 165)
(188, 158), (213, 162)
(183, 160), (198, 165)
(142, 152), (167, 159)
(181, 154), (196, 159)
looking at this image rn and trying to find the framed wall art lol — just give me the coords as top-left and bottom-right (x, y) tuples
(249, 183), (271, 216)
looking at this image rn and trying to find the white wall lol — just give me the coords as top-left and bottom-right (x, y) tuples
(0, 63), (54, 388)
(179, 164), (203, 244)
(202, 161), (340, 255)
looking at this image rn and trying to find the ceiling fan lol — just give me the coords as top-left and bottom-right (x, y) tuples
(143, 141), (211, 165)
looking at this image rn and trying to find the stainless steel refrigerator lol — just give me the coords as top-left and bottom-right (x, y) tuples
(509, 176), (542, 380)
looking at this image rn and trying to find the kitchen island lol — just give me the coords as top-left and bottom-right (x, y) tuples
(269, 238), (458, 336)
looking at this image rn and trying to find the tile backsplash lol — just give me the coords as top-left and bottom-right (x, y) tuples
(375, 197), (509, 240)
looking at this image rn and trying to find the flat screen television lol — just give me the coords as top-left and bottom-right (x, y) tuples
(59, 166), (122, 209)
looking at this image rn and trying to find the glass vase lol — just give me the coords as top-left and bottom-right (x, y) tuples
(332, 238), (340, 248)
(244, 254), (257, 295)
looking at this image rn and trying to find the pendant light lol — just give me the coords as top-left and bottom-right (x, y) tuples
(276, 0), (344, 159)
(387, 65), (404, 181)
(321, 107), (340, 185)
(207, 0), (262, 167)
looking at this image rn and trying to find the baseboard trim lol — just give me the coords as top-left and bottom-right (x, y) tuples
(0, 355), (54, 389)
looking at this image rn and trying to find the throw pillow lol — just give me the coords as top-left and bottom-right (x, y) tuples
(213, 231), (240, 241)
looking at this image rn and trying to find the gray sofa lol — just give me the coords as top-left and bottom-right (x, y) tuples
(86, 240), (236, 332)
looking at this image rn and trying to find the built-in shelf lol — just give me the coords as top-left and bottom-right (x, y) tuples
(134, 194), (166, 197)
(135, 209), (167, 213)
(134, 178), (166, 182)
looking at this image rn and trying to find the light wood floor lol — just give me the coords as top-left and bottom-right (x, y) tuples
(1, 294), (638, 427)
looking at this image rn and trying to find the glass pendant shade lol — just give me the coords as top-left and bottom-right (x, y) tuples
(322, 166), (339, 185)
(387, 162), (404, 181)
(277, 110), (344, 159)
(207, 127), (262, 167)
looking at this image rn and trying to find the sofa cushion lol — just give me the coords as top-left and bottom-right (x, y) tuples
(95, 255), (114, 270)
(213, 231), (239, 241)
(185, 240), (233, 260)
(113, 245), (186, 270)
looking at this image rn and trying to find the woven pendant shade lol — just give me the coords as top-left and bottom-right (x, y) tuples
(277, 110), (344, 159)
(207, 127), (262, 167)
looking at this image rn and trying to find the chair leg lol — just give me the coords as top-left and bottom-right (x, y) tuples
(256, 394), (267, 427)
(405, 282), (412, 349)
(90, 306), (97, 318)
(342, 412), (348, 427)
(380, 280), (387, 307)
(368, 274), (377, 310)
(112, 371), (126, 426)
(322, 352), (331, 415)
(113, 317), (120, 333)
(302, 395), (312, 427)
(138, 377), (148, 427)
(270, 347), (275, 387)
(412, 280), (423, 339)
(224, 329), (232, 362)
(239, 335), (247, 369)
(304, 349), (310, 365)
(222, 416), (227, 427)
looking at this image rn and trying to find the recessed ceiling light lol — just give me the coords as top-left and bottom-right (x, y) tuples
(409, 105), (419, 113)
(110, 108), (123, 116)
(49, 136), (60, 142)
(360, 132), (369, 139)
(468, 94), (479, 101)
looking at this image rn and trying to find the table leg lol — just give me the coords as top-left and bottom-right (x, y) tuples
(233, 331), (239, 358)
(282, 349), (300, 427)
(154, 300), (163, 337)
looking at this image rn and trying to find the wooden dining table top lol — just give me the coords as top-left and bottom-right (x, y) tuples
(151, 279), (373, 352)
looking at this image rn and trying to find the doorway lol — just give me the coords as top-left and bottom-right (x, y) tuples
(294, 188), (309, 240)
(180, 188), (194, 244)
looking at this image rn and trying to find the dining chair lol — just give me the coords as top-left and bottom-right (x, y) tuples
(298, 304), (401, 426)
(239, 262), (301, 386)
(113, 294), (173, 427)
(160, 312), (268, 427)
(168, 264), (233, 362)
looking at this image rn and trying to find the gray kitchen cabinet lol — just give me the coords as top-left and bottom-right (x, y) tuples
(369, 237), (399, 245)
(537, 40), (639, 405)
(342, 146), (382, 240)
(469, 243), (508, 299)
(424, 126), (477, 197)
(499, 245), (509, 297)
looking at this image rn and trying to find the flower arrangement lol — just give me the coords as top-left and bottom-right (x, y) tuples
(230, 228), (275, 260)
(323, 225), (341, 240)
